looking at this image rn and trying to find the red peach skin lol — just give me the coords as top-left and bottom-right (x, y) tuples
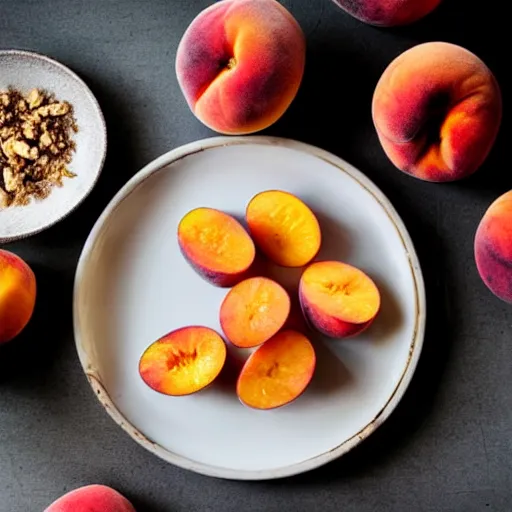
(331, 0), (442, 27)
(475, 191), (512, 303)
(0, 249), (37, 344)
(175, 0), (306, 134)
(372, 42), (502, 182)
(44, 484), (136, 512)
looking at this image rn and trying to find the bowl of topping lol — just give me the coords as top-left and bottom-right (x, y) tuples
(0, 49), (107, 242)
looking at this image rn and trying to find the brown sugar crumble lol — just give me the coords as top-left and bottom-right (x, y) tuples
(0, 87), (78, 209)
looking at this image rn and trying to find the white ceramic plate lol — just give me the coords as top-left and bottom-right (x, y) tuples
(0, 49), (107, 242)
(73, 136), (425, 480)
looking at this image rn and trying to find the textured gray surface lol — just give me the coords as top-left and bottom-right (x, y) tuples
(0, 0), (510, 511)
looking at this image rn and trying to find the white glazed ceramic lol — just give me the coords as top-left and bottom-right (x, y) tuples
(73, 136), (426, 480)
(0, 49), (107, 242)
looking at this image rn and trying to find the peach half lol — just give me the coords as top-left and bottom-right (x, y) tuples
(175, 0), (306, 134)
(475, 190), (512, 303)
(246, 190), (321, 267)
(299, 261), (380, 338)
(220, 276), (291, 348)
(44, 484), (135, 512)
(372, 42), (502, 182)
(139, 326), (227, 396)
(178, 207), (255, 287)
(0, 249), (37, 345)
(331, 0), (442, 27)
(236, 329), (316, 410)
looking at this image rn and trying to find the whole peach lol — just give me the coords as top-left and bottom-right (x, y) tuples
(44, 484), (135, 512)
(175, 0), (306, 134)
(475, 191), (512, 303)
(331, 0), (442, 26)
(0, 249), (36, 344)
(372, 42), (502, 182)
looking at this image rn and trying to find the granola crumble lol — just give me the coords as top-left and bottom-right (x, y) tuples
(0, 87), (78, 209)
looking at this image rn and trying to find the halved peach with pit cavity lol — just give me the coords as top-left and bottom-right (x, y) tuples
(220, 276), (291, 348)
(299, 261), (381, 338)
(246, 190), (321, 267)
(236, 329), (316, 410)
(178, 207), (255, 287)
(139, 326), (227, 396)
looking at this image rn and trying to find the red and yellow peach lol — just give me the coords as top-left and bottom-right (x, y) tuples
(236, 329), (316, 410)
(475, 191), (512, 303)
(175, 0), (306, 134)
(44, 484), (135, 512)
(331, 0), (441, 27)
(372, 42), (502, 182)
(220, 277), (291, 348)
(178, 207), (255, 287)
(139, 326), (227, 396)
(0, 249), (37, 345)
(246, 190), (321, 267)
(299, 261), (380, 338)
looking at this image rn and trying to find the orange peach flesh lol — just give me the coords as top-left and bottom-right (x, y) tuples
(300, 261), (380, 338)
(139, 326), (227, 396)
(0, 249), (37, 344)
(236, 329), (316, 410)
(178, 207), (255, 286)
(246, 190), (321, 267)
(220, 277), (291, 348)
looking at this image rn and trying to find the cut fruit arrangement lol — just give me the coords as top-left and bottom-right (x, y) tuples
(138, 190), (381, 410)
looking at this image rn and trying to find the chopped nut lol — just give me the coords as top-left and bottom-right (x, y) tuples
(12, 140), (35, 160)
(2, 138), (16, 158)
(48, 103), (70, 116)
(3, 167), (23, 192)
(0, 187), (10, 208)
(22, 122), (37, 140)
(27, 88), (44, 109)
(37, 154), (49, 166)
(0, 87), (78, 207)
(39, 131), (52, 148)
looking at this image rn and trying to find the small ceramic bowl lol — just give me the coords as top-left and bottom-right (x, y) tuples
(0, 49), (107, 243)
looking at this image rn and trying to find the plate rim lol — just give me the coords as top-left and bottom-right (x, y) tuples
(0, 48), (107, 243)
(72, 135), (426, 480)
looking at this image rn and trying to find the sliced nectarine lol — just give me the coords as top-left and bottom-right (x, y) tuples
(139, 326), (227, 396)
(178, 207), (255, 287)
(236, 329), (316, 410)
(220, 277), (291, 348)
(299, 261), (380, 338)
(246, 190), (321, 267)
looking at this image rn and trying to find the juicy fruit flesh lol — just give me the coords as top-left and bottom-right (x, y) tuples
(301, 261), (380, 324)
(139, 326), (226, 396)
(178, 208), (255, 273)
(246, 190), (321, 267)
(220, 277), (290, 348)
(237, 330), (316, 409)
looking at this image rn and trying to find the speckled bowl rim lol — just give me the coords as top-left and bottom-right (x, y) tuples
(73, 135), (426, 480)
(0, 48), (107, 244)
